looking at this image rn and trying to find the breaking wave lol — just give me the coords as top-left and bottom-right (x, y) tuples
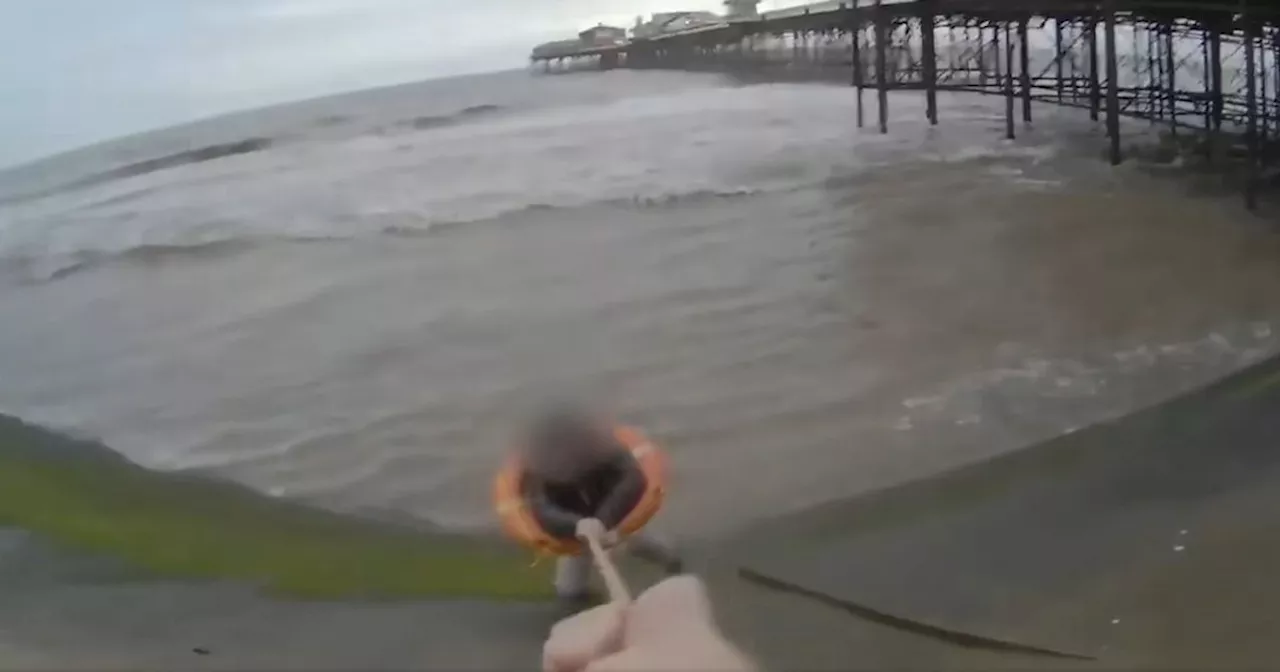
(2, 185), (767, 284)
(0, 138), (275, 205)
(0, 103), (510, 204)
(380, 104), (506, 134)
(86, 138), (274, 182)
(3, 237), (339, 284)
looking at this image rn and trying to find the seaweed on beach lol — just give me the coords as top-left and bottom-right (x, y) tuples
(0, 414), (553, 600)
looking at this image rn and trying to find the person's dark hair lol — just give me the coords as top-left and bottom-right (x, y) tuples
(525, 405), (615, 483)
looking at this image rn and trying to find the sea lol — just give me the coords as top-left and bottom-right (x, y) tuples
(2, 68), (1280, 543)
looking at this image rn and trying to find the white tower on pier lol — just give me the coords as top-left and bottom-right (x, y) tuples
(724, 0), (759, 20)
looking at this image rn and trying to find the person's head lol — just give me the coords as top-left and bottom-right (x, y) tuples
(524, 405), (615, 484)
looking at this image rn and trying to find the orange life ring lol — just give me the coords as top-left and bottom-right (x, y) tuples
(492, 425), (666, 556)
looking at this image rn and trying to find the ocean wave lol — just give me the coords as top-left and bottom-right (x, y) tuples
(892, 325), (1279, 440)
(381, 103), (506, 134)
(93, 138), (273, 181)
(936, 142), (1060, 164)
(2, 104), (510, 205)
(0, 104), (511, 205)
(5, 236), (338, 284)
(0, 138), (274, 206)
(3, 185), (771, 284)
(313, 114), (351, 128)
(410, 186), (767, 236)
(74, 184), (165, 210)
(609, 186), (764, 207)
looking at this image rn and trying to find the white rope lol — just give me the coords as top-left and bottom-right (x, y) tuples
(580, 528), (633, 605)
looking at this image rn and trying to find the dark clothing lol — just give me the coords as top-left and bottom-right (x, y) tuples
(525, 448), (647, 541)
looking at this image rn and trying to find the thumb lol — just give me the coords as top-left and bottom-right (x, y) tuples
(543, 603), (625, 672)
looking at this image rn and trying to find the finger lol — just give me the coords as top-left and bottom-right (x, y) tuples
(542, 603), (626, 672)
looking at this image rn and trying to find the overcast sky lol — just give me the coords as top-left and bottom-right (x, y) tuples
(0, 0), (729, 168)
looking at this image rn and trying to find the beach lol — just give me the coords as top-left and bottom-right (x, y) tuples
(2, 68), (1280, 667)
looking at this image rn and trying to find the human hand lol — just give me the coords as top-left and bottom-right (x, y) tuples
(543, 575), (756, 672)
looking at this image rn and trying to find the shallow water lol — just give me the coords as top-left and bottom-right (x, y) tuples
(2, 69), (1279, 542)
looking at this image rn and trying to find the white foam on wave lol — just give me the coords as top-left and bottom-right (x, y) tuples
(0, 81), (1055, 272)
(939, 142), (1061, 164)
(892, 322), (1280, 440)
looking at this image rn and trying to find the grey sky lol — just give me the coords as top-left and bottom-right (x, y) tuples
(0, 0), (721, 168)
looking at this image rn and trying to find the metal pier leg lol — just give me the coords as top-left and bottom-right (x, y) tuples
(1056, 18), (1065, 103)
(1089, 13), (1101, 121)
(923, 1), (938, 125)
(875, 0), (889, 134)
(1274, 33), (1280, 161)
(852, 6), (865, 128)
(1260, 27), (1269, 149)
(1245, 12), (1260, 211)
(1104, 0), (1121, 165)
(1152, 26), (1161, 122)
(1003, 21), (1015, 139)
(1019, 16), (1031, 123)
(1166, 22), (1177, 135)
(977, 20), (987, 88)
(1210, 25), (1222, 134)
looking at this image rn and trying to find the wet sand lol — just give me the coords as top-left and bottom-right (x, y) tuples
(5, 355), (1280, 669)
(0, 551), (551, 670)
(730, 352), (1280, 667)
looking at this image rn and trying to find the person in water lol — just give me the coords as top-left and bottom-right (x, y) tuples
(521, 407), (678, 602)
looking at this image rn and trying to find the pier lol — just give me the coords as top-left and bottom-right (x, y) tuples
(531, 1), (1280, 210)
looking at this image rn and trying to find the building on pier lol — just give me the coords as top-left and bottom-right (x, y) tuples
(530, 25), (626, 63)
(724, 0), (761, 20)
(579, 24), (628, 47)
(633, 11), (724, 39)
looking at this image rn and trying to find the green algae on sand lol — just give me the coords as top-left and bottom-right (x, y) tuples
(0, 415), (553, 600)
